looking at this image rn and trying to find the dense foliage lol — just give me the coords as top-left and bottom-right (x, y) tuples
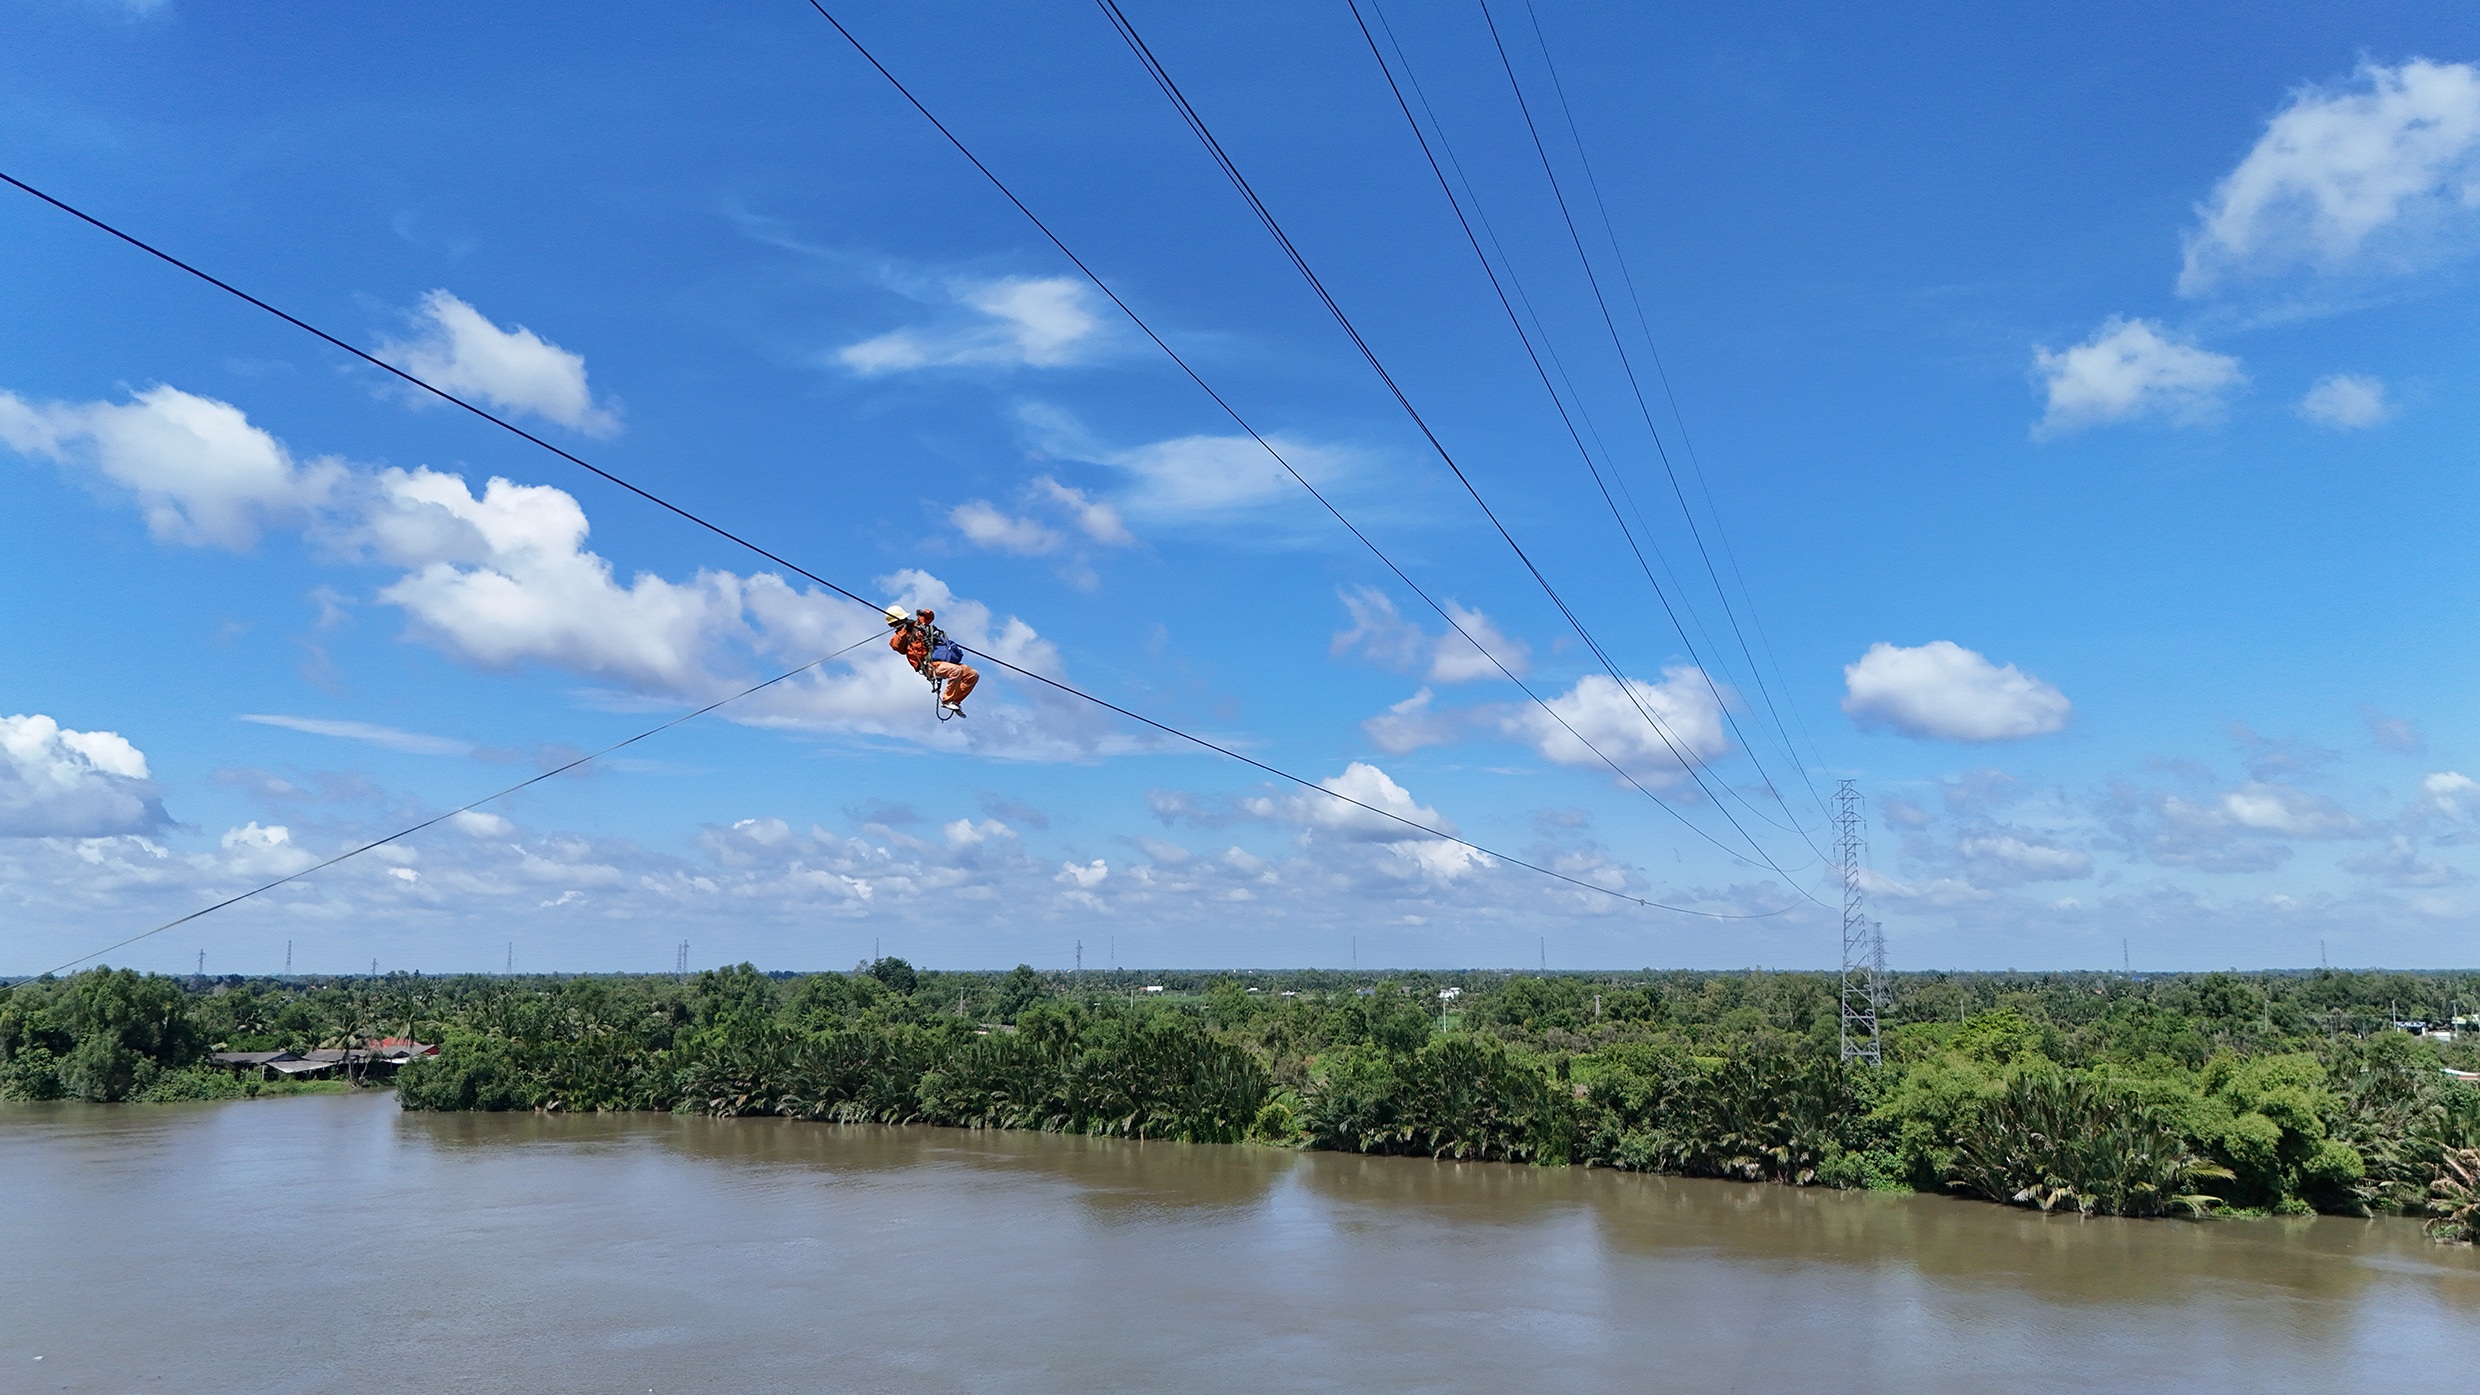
(7, 962), (2479, 1230)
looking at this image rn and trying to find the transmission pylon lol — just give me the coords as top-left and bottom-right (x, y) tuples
(1836, 780), (1882, 1065)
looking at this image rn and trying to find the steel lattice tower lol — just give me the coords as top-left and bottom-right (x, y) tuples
(1836, 781), (1883, 1065)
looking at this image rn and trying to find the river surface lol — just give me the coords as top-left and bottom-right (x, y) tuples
(3, 1092), (2476, 1393)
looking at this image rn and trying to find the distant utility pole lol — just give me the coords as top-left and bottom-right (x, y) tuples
(1351, 936), (1357, 973)
(1075, 940), (1083, 976)
(196, 950), (205, 977)
(506, 942), (513, 975)
(1539, 937), (1546, 975)
(370, 957), (379, 977)
(676, 940), (689, 977)
(285, 940), (293, 976)
(1836, 781), (1883, 1066)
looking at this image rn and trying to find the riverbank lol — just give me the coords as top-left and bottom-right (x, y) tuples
(4, 1090), (2474, 1394)
(9, 964), (2478, 1234)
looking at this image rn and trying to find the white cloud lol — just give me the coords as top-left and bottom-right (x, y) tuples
(1015, 404), (1367, 535)
(216, 821), (315, 878)
(1302, 761), (1455, 842)
(2181, 59), (2480, 293)
(1503, 669), (1729, 781)
(947, 476), (1133, 559)
(2218, 780), (2361, 837)
(1332, 587), (1529, 683)
(377, 291), (618, 435)
(1030, 476), (1133, 546)
(0, 714), (165, 838)
(238, 713), (473, 756)
(2341, 836), (2464, 887)
(1364, 688), (1464, 755)
(0, 385), (339, 548)
(363, 466), (745, 692)
(2298, 373), (2394, 428)
(1296, 763), (1492, 886)
(1857, 867), (1992, 907)
(1056, 858), (1109, 888)
(949, 500), (1067, 556)
(837, 276), (1103, 374)
(448, 810), (514, 838)
(2424, 770), (2477, 819)
(943, 817), (1014, 849)
(1842, 641), (2070, 742)
(2031, 317), (2244, 436)
(17, 381), (1120, 762)
(1957, 833), (2094, 881)
(1431, 601), (1529, 682)
(1102, 433), (1330, 519)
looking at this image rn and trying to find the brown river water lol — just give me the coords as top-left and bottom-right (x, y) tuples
(3, 1090), (2476, 1393)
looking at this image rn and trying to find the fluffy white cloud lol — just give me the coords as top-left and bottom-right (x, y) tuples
(238, 713), (473, 756)
(838, 276), (1103, 374)
(1332, 587), (1529, 683)
(0, 714), (165, 838)
(1297, 763), (1491, 885)
(1842, 641), (2069, 742)
(2299, 373), (2394, 428)
(2181, 60), (2480, 293)
(364, 466), (745, 691)
(1303, 761), (1455, 841)
(0, 385), (339, 548)
(1056, 858), (1109, 888)
(1497, 668), (1730, 784)
(377, 291), (618, 435)
(16, 382), (1122, 761)
(2031, 317), (2245, 436)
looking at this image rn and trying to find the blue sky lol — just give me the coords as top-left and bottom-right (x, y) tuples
(3, 0), (2477, 974)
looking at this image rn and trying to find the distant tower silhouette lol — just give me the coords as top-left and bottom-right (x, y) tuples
(1836, 781), (1885, 1065)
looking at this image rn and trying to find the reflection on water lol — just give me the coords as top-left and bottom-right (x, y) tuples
(4, 1093), (2475, 1394)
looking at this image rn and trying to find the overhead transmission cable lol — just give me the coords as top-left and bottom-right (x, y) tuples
(1472, 0), (1830, 822)
(1511, 0), (1832, 793)
(1087, 0), (1822, 886)
(41, 631), (886, 978)
(0, 171), (1785, 927)
(1353, 0), (1818, 849)
(794, 3), (1797, 880)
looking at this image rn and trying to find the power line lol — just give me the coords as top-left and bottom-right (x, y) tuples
(1514, 0), (1829, 792)
(0, 173), (1788, 929)
(1085, 0), (1815, 889)
(1352, 0), (1820, 852)
(795, 4), (1791, 877)
(41, 631), (884, 978)
(1482, 0), (1831, 821)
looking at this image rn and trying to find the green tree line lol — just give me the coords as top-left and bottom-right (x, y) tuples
(5, 961), (2478, 1238)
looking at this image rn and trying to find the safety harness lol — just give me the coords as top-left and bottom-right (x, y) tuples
(901, 620), (968, 721)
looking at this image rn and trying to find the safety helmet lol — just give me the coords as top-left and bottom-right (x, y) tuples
(884, 604), (908, 625)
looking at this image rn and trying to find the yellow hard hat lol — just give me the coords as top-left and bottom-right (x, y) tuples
(884, 604), (908, 625)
